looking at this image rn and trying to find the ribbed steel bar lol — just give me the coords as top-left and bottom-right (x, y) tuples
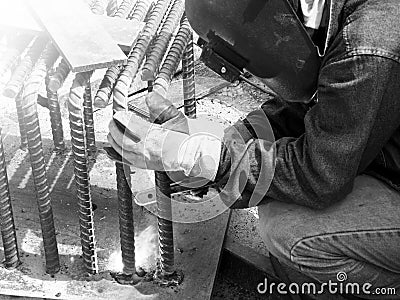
(47, 59), (70, 93)
(114, 0), (136, 18)
(68, 71), (98, 274)
(0, 34), (32, 77)
(182, 31), (196, 118)
(46, 59), (70, 153)
(94, 0), (166, 108)
(115, 162), (135, 275)
(94, 0), (139, 109)
(113, 0), (171, 109)
(128, 0), (153, 22)
(152, 17), (192, 281)
(0, 128), (20, 269)
(46, 73), (65, 153)
(21, 43), (60, 274)
(4, 37), (47, 99)
(141, 0), (184, 81)
(153, 16), (191, 96)
(88, 0), (105, 15)
(83, 80), (96, 155)
(14, 92), (28, 149)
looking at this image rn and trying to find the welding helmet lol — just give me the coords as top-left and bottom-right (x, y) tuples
(185, 0), (321, 102)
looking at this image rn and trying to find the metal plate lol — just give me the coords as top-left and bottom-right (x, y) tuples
(26, 0), (127, 72)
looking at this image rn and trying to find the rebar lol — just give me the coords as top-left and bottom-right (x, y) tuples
(182, 31), (196, 118)
(114, 0), (136, 18)
(153, 16), (192, 96)
(47, 59), (70, 93)
(21, 43), (60, 274)
(14, 92), (28, 149)
(116, 162), (135, 275)
(93, 0), (139, 108)
(46, 73), (66, 153)
(141, 0), (184, 81)
(68, 71), (98, 274)
(113, 0), (171, 109)
(4, 37), (47, 99)
(0, 128), (20, 269)
(0, 34), (32, 77)
(83, 80), (96, 155)
(128, 0), (153, 22)
(88, 0), (105, 15)
(152, 17), (192, 280)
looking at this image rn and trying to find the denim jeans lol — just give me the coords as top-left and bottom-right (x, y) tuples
(258, 175), (400, 299)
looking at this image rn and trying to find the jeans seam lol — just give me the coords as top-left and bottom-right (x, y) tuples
(289, 228), (400, 266)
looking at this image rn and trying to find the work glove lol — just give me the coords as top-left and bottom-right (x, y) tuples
(107, 92), (224, 182)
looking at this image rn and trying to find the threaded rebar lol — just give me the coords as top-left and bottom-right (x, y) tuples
(113, 0), (172, 111)
(153, 16), (192, 95)
(114, 0), (136, 18)
(182, 32), (196, 118)
(47, 59), (70, 93)
(0, 34), (32, 77)
(14, 92), (28, 149)
(21, 43), (60, 275)
(141, 0), (184, 81)
(83, 80), (96, 155)
(68, 72), (98, 274)
(4, 37), (47, 99)
(46, 73), (66, 153)
(128, 0), (153, 22)
(0, 128), (20, 269)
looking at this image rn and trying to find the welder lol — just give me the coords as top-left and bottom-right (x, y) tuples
(108, 0), (400, 298)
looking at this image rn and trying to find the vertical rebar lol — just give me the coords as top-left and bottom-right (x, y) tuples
(141, 0), (184, 81)
(83, 80), (96, 155)
(152, 16), (192, 280)
(46, 59), (70, 153)
(0, 128), (20, 269)
(68, 71), (98, 274)
(116, 162), (135, 275)
(14, 92), (28, 149)
(47, 59), (70, 92)
(21, 43), (60, 274)
(46, 73), (66, 153)
(4, 37), (47, 99)
(182, 31), (196, 118)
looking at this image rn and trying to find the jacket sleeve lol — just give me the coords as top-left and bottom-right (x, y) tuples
(215, 55), (400, 209)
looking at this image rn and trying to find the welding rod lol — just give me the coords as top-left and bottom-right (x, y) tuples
(21, 43), (60, 274)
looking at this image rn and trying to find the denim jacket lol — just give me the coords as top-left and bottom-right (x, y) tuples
(215, 0), (400, 209)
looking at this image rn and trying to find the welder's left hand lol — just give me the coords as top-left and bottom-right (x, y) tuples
(107, 93), (224, 182)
